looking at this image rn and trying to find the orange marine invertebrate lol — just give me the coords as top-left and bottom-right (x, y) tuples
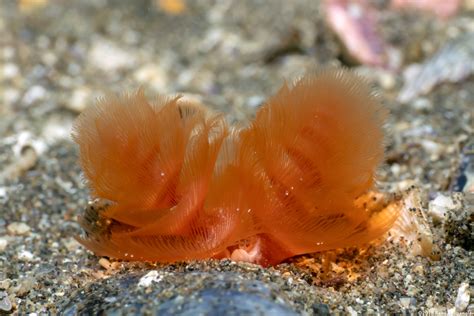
(72, 68), (399, 266)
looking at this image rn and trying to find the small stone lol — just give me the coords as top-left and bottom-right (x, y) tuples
(247, 95), (265, 108)
(396, 179), (417, 191)
(13, 277), (36, 297)
(138, 271), (163, 287)
(68, 88), (91, 112)
(22, 85), (47, 105)
(455, 282), (470, 312)
(400, 297), (416, 308)
(99, 258), (111, 270)
(0, 290), (12, 312)
(390, 163), (401, 177)
(398, 33), (474, 103)
(63, 237), (81, 252)
(7, 222), (31, 235)
(12, 131), (47, 157)
(41, 117), (74, 143)
(346, 306), (357, 316)
(3, 63), (19, 79)
(0, 279), (11, 290)
(411, 98), (432, 111)
(312, 303), (330, 315)
(4, 88), (20, 106)
(42, 51), (57, 66)
(412, 264), (424, 275)
(89, 39), (136, 72)
(378, 72), (396, 90)
(447, 307), (456, 315)
(133, 63), (168, 92)
(0, 238), (7, 252)
(3, 46), (15, 59)
(330, 262), (345, 274)
(406, 285), (418, 296)
(429, 194), (455, 223)
(110, 262), (121, 269)
(420, 139), (444, 159)
(18, 250), (35, 262)
(104, 296), (117, 303)
(67, 62), (81, 76)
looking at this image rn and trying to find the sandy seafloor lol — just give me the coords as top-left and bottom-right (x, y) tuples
(0, 0), (473, 314)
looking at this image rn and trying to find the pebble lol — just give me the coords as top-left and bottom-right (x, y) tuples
(2, 46), (15, 60)
(0, 280), (11, 290)
(346, 305), (358, 316)
(89, 39), (136, 72)
(98, 258), (112, 270)
(13, 277), (36, 297)
(0, 238), (7, 252)
(247, 95), (265, 108)
(428, 194), (455, 223)
(7, 222), (31, 236)
(406, 285), (418, 297)
(312, 303), (330, 315)
(137, 271), (163, 287)
(411, 98), (432, 111)
(133, 63), (168, 92)
(68, 88), (91, 113)
(12, 131), (46, 157)
(41, 117), (74, 144)
(420, 139), (444, 159)
(3, 63), (19, 79)
(0, 290), (12, 312)
(22, 85), (47, 105)
(378, 71), (396, 90)
(63, 237), (81, 252)
(455, 282), (470, 312)
(390, 163), (401, 177)
(398, 32), (474, 103)
(400, 297), (416, 308)
(3, 88), (20, 106)
(42, 51), (58, 66)
(18, 250), (35, 262)
(412, 264), (424, 275)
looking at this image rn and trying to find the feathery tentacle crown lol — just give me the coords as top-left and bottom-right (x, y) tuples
(72, 68), (399, 266)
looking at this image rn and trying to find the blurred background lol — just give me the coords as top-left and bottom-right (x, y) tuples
(1, 0), (472, 191)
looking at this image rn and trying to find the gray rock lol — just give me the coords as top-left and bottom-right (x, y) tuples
(0, 290), (12, 312)
(59, 271), (314, 315)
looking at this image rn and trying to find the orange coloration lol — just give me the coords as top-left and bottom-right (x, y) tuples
(157, 0), (186, 15)
(72, 68), (399, 266)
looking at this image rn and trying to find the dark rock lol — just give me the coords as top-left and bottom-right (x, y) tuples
(59, 271), (306, 315)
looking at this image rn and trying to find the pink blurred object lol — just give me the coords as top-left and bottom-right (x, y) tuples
(392, 0), (460, 19)
(324, 0), (388, 67)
